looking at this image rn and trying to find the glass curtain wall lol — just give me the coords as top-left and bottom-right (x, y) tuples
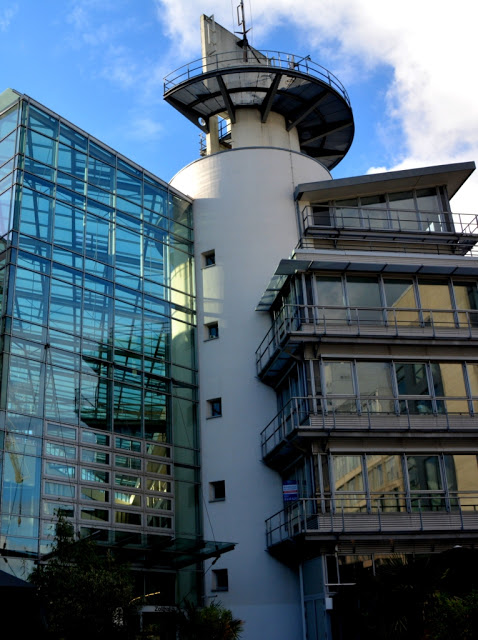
(0, 97), (200, 589)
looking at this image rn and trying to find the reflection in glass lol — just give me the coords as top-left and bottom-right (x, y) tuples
(407, 455), (443, 510)
(383, 278), (419, 326)
(418, 279), (454, 328)
(395, 362), (432, 414)
(356, 362), (394, 412)
(333, 455), (364, 511)
(347, 276), (382, 323)
(324, 361), (355, 413)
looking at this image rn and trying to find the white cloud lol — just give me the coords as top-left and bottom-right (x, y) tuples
(154, 0), (478, 209)
(0, 4), (18, 31)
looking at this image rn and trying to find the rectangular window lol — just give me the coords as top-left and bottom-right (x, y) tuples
(206, 322), (219, 340)
(81, 487), (109, 502)
(82, 431), (110, 447)
(45, 442), (77, 460)
(81, 449), (110, 465)
(212, 569), (229, 592)
(81, 507), (109, 522)
(209, 480), (226, 502)
(44, 482), (75, 499)
(203, 250), (215, 267)
(115, 511), (141, 525)
(207, 398), (222, 418)
(81, 468), (109, 483)
(115, 455), (141, 470)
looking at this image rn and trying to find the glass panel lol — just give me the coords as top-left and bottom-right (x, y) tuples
(356, 362), (394, 412)
(361, 194), (388, 230)
(81, 507), (109, 521)
(146, 496), (172, 510)
(81, 468), (109, 483)
(115, 454), (141, 470)
(395, 362), (431, 414)
(146, 515), (171, 528)
(82, 289), (111, 345)
(88, 156), (115, 191)
(59, 123), (88, 151)
(81, 487), (109, 502)
(0, 106), (18, 140)
(2, 451), (41, 516)
(19, 188), (53, 241)
(407, 455), (444, 510)
(116, 170), (142, 205)
(333, 455), (364, 511)
(28, 105), (59, 139)
(115, 474), (141, 489)
(334, 198), (361, 228)
(444, 455), (478, 509)
(116, 225), (141, 275)
(346, 276), (382, 323)
(115, 437), (141, 452)
(114, 491), (141, 507)
(43, 502), (74, 517)
(82, 431), (109, 446)
(367, 454), (405, 511)
(416, 188), (445, 232)
(46, 423), (77, 440)
(44, 482), (75, 498)
(81, 449), (109, 465)
(388, 191), (418, 230)
(383, 278), (419, 326)
(146, 461), (170, 475)
(115, 511), (141, 525)
(25, 129), (56, 166)
(58, 143), (87, 179)
(418, 279), (454, 328)
(323, 361), (355, 413)
(453, 281), (478, 328)
(45, 442), (77, 459)
(49, 280), (82, 333)
(0, 130), (17, 167)
(85, 214), (112, 264)
(45, 462), (76, 479)
(8, 356), (44, 416)
(315, 276), (346, 323)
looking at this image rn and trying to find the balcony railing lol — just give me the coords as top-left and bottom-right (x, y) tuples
(261, 396), (478, 459)
(266, 494), (478, 548)
(302, 205), (478, 237)
(164, 50), (350, 105)
(256, 305), (478, 376)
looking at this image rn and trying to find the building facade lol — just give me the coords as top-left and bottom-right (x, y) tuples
(0, 88), (234, 629)
(164, 15), (478, 640)
(2, 11), (478, 639)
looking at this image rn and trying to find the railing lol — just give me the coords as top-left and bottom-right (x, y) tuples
(302, 205), (478, 236)
(256, 304), (478, 375)
(261, 395), (478, 458)
(164, 50), (351, 106)
(265, 494), (478, 547)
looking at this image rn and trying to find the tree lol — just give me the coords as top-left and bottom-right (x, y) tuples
(29, 517), (135, 639)
(176, 599), (244, 640)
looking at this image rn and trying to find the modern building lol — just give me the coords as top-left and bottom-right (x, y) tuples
(1, 11), (478, 640)
(164, 14), (478, 640)
(0, 86), (233, 633)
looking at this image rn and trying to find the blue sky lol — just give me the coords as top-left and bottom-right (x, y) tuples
(1, 0), (477, 209)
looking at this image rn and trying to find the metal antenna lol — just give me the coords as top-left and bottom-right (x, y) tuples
(235, 0), (250, 62)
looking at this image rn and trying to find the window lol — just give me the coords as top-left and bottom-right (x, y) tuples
(207, 398), (222, 418)
(212, 568), (229, 592)
(209, 480), (226, 501)
(203, 250), (215, 267)
(206, 322), (219, 340)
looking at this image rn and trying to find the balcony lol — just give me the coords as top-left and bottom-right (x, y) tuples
(164, 50), (354, 168)
(261, 396), (478, 467)
(256, 305), (478, 381)
(300, 205), (478, 254)
(266, 495), (478, 558)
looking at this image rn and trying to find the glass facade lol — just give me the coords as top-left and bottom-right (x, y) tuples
(0, 95), (200, 592)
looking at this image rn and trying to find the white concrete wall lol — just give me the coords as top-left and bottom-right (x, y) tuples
(230, 110), (301, 153)
(170, 145), (330, 640)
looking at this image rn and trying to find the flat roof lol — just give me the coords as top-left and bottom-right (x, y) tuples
(295, 162), (476, 201)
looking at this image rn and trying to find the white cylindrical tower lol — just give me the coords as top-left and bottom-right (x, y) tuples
(164, 14), (354, 640)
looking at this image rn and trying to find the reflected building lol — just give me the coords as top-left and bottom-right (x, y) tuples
(0, 88), (233, 631)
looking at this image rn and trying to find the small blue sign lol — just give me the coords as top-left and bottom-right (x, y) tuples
(283, 480), (298, 502)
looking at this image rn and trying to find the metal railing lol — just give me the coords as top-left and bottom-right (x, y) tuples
(261, 395), (478, 458)
(265, 494), (478, 547)
(302, 205), (478, 236)
(164, 50), (350, 106)
(256, 304), (478, 375)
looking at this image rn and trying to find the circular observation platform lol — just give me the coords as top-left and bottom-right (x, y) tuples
(164, 50), (354, 170)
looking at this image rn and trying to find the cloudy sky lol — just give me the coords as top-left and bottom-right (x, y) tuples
(1, 0), (477, 209)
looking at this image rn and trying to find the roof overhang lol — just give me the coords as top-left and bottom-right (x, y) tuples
(295, 162), (476, 201)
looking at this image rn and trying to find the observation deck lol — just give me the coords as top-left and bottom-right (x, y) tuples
(164, 49), (354, 169)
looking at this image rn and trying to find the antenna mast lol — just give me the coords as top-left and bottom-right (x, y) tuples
(236, 0), (250, 62)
